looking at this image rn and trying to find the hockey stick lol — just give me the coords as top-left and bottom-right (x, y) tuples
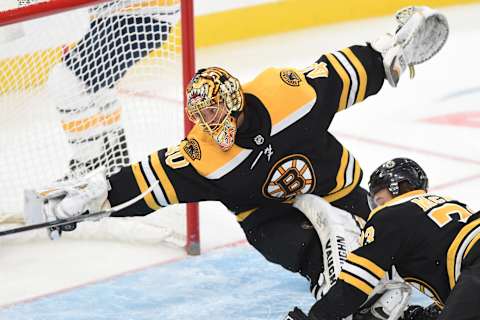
(0, 181), (159, 237)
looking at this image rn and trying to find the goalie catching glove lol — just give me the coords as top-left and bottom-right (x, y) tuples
(372, 6), (449, 87)
(24, 168), (110, 239)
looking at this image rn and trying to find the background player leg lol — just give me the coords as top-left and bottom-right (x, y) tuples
(47, 13), (173, 178)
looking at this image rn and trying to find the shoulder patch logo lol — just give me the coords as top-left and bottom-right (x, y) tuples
(262, 154), (315, 200)
(280, 69), (302, 87)
(183, 138), (201, 161)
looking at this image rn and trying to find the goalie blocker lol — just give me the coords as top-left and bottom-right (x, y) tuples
(24, 169), (110, 239)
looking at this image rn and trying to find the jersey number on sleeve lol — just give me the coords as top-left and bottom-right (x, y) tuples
(165, 145), (189, 169)
(303, 62), (329, 79)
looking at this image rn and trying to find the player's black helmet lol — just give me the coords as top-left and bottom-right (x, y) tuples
(368, 158), (429, 197)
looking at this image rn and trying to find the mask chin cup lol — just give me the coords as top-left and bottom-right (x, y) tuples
(212, 116), (237, 151)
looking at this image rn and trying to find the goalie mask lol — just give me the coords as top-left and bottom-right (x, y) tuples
(368, 158), (429, 208)
(186, 67), (244, 151)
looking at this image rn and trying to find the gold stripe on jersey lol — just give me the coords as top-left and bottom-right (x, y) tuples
(341, 260), (382, 290)
(236, 199), (295, 222)
(131, 162), (161, 210)
(151, 151), (179, 204)
(404, 277), (444, 307)
(181, 126), (252, 179)
(324, 158), (361, 203)
(341, 48), (367, 103)
(347, 253), (385, 279)
(331, 51), (359, 108)
(464, 232), (480, 258)
(236, 208), (258, 222)
(329, 147), (349, 194)
(447, 219), (480, 289)
(242, 68), (317, 136)
(339, 271), (373, 295)
(325, 53), (350, 111)
(326, 48), (368, 111)
(140, 157), (169, 206)
(368, 190), (427, 221)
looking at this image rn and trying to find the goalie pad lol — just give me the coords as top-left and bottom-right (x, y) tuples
(294, 195), (411, 320)
(372, 6), (449, 87)
(293, 194), (362, 299)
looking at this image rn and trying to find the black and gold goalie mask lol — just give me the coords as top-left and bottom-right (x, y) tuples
(186, 67), (244, 151)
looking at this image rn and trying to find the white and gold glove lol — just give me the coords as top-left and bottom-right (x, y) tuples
(372, 6), (449, 87)
(24, 168), (110, 239)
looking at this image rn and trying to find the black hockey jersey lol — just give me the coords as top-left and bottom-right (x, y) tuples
(310, 190), (480, 319)
(108, 45), (385, 226)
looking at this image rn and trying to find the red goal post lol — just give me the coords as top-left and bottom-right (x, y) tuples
(0, 0), (200, 255)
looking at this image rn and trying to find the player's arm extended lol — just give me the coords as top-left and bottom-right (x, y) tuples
(303, 44), (385, 119)
(304, 6), (448, 125)
(307, 206), (411, 319)
(108, 144), (221, 217)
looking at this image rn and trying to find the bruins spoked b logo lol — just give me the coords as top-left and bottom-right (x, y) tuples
(263, 154), (316, 200)
(183, 138), (201, 161)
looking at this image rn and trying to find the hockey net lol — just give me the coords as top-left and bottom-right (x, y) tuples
(0, 0), (199, 254)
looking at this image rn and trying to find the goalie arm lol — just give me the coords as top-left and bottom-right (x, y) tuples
(108, 145), (222, 217)
(305, 5), (448, 128)
(371, 6), (449, 87)
(304, 44), (386, 123)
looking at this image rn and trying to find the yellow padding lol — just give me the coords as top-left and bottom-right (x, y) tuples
(0, 47), (63, 94)
(0, 25), (180, 94)
(195, 0), (479, 47)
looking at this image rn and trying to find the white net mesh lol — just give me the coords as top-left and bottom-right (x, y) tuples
(0, 0), (190, 247)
